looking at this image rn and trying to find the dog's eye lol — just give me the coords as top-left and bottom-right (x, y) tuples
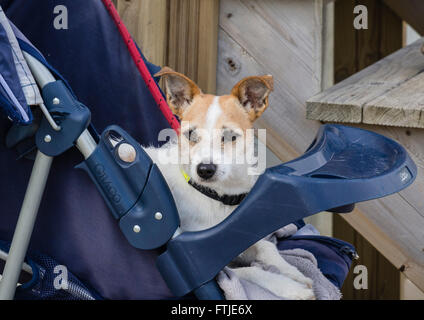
(222, 130), (240, 143)
(184, 129), (199, 143)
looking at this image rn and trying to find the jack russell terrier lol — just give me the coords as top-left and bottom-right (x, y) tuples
(120, 67), (315, 299)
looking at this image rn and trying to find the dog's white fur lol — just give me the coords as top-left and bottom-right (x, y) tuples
(141, 68), (315, 299)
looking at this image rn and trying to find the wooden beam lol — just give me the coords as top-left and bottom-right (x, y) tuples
(308, 39), (424, 127)
(383, 0), (424, 35)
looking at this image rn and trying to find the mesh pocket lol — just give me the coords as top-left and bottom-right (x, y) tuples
(1, 240), (102, 300)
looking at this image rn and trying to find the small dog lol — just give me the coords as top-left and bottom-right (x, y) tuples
(126, 67), (314, 299)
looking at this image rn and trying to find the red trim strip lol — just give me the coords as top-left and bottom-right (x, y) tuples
(102, 0), (180, 133)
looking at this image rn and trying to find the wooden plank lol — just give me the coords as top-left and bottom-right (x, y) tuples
(308, 0), (406, 125)
(168, 0), (219, 94)
(363, 72), (424, 128)
(307, 38), (424, 126)
(218, 0), (334, 236)
(400, 273), (424, 299)
(117, 0), (168, 67)
(383, 0), (424, 36)
(218, 0), (325, 159)
(197, 0), (220, 94)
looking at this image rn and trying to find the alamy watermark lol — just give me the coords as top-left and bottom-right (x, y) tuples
(53, 265), (69, 290)
(53, 5), (68, 30)
(353, 264), (368, 290)
(354, 5), (368, 30)
(155, 123), (267, 176)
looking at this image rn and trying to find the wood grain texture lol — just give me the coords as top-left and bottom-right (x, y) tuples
(168, 0), (219, 93)
(308, 1), (424, 292)
(312, 0), (424, 293)
(217, 0), (334, 235)
(383, 0), (424, 36)
(218, 0), (326, 160)
(308, 0), (407, 126)
(334, 215), (400, 299)
(117, 0), (168, 66)
(117, 0), (219, 94)
(307, 38), (424, 127)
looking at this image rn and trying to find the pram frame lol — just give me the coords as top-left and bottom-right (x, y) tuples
(0, 53), (97, 300)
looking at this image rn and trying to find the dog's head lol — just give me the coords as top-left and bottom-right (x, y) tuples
(156, 67), (273, 195)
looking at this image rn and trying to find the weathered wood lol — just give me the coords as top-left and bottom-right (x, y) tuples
(197, 0), (220, 94)
(310, 1), (424, 291)
(217, 0), (334, 236)
(309, 0), (406, 126)
(383, 0), (424, 36)
(307, 38), (424, 127)
(364, 72), (424, 127)
(218, 0), (328, 161)
(117, 0), (168, 67)
(400, 273), (424, 299)
(117, 0), (219, 94)
(168, 0), (219, 93)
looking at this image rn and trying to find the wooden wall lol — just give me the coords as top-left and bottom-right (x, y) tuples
(333, 0), (403, 300)
(217, 0), (334, 236)
(116, 0), (219, 94)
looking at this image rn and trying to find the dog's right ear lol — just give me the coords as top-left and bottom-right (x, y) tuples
(155, 67), (202, 117)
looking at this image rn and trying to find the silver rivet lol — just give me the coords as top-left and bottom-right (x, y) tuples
(52, 98), (60, 105)
(44, 135), (52, 143)
(133, 225), (141, 233)
(155, 212), (163, 220)
(118, 143), (136, 163)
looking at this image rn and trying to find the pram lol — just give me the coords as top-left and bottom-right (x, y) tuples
(0, 0), (417, 300)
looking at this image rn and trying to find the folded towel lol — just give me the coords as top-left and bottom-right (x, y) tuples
(216, 224), (341, 300)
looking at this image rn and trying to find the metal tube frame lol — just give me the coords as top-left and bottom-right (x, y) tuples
(0, 52), (97, 299)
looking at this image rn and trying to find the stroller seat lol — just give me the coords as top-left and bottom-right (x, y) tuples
(157, 124), (417, 298)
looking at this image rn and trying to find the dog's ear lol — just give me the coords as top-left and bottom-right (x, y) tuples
(231, 75), (273, 121)
(155, 67), (202, 117)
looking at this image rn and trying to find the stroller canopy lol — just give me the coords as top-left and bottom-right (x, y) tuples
(0, 7), (41, 124)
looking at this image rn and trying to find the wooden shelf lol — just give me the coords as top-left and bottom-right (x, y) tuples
(307, 38), (424, 128)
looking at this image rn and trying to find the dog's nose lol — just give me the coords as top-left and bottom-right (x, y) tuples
(197, 163), (217, 180)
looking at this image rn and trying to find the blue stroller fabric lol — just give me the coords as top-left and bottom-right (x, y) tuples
(0, 0), (172, 300)
(0, 0), (354, 299)
(0, 6), (35, 124)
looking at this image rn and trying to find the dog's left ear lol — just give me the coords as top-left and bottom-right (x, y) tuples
(231, 75), (273, 121)
(155, 67), (202, 117)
